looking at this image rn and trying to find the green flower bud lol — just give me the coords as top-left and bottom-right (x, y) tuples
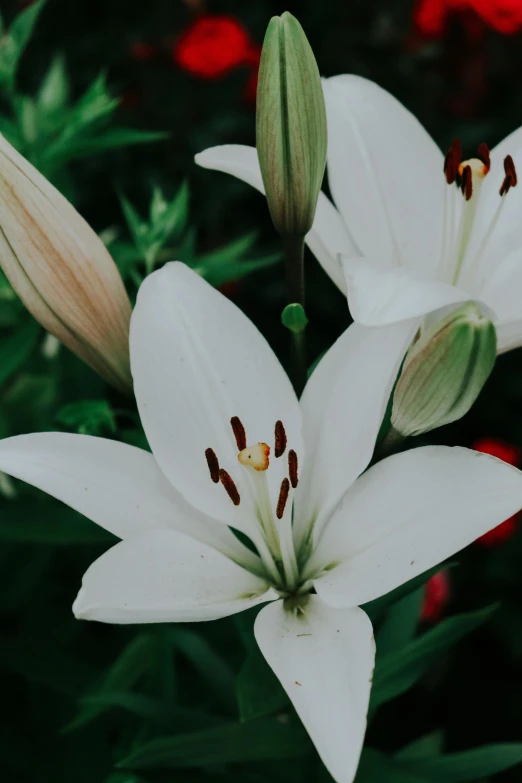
(391, 303), (497, 438)
(256, 12), (327, 239)
(281, 303), (308, 334)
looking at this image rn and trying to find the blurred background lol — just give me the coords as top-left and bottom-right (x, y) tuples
(2, 0), (522, 780)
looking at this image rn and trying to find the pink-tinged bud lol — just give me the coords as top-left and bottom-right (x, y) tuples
(0, 134), (132, 392)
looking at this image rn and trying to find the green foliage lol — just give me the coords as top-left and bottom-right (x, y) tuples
(3, 63), (168, 182)
(0, 319), (39, 387)
(356, 744), (522, 782)
(398, 744), (522, 780)
(56, 400), (117, 436)
(371, 604), (497, 711)
(236, 644), (289, 722)
(113, 186), (281, 286)
(0, 0), (46, 89)
(116, 718), (310, 769)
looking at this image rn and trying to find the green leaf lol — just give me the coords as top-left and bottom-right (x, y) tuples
(400, 744), (522, 781)
(37, 55), (69, 117)
(168, 627), (236, 710)
(0, 497), (114, 545)
(54, 128), (169, 160)
(355, 749), (427, 783)
(0, 636), (94, 698)
(148, 180), (189, 243)
(376, 587), (423, 657)
(55, 399), (116, 436)
(397, 732), (445, 762)
(79, 692), (224, 731)
(0, 0), (46, 86)
(237, 645), (289, 722)
(117, 718), (310, 769)
(0, 320), (39, 387)
(67, 633), (158, 731)
(371, 604), (497, 710)
(9, 0), (46, 60)
(196, 231), (258, 267)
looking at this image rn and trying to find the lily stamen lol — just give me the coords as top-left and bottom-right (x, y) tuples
(230, 415), (247, 450)
(218, 468), (240, 506)
(443, 137), (462, 185)
(205, 447), (220, 483)
(500, 155), (518, 196)
(274, 419), (287, 457)
(288, 449), (299, 488)
(276, 478), (290, 519)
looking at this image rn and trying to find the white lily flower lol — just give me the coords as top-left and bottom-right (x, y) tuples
(1, 263), (522, 783)
(196, 76), (522, 353)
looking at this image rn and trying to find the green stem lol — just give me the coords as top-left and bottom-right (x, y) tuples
(282, 236), (307, 395)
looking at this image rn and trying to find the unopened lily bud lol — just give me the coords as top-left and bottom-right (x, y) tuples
(0, 134), (132, 392)
(391, 303), (496, 438)
(256, 12), (327, 238)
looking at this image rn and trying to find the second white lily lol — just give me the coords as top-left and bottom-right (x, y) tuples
(0, 263), (521, 783)
(197, 76), (522, 353)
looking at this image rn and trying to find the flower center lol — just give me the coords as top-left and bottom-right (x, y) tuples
(439, 139), (518, 290)
(204, 417), (301, 592)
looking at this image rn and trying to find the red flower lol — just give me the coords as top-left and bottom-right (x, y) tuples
(414, 0), (522, 37)
(421, 570), (450, 622)
(472, 437), (521, 546)
(173, 15), (258, 80)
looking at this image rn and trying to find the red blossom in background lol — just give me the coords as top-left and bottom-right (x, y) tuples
(414, 0), (522, 37)
(421, 571), (450, 622)
(472, 437), (521, 546)
(173, 15), (259, 80)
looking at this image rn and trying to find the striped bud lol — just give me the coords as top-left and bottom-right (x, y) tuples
(256, 12), (327, 238)
(392, 303), (496, 437)
(0, 134), (132, 392)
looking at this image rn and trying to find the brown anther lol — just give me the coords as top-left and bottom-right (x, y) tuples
(500, 155), (518, 196)
(460, 165), (473, 201)
(230, 416), (247, 451)
(274, 420), (287, 458)
(477, 142), (491, 170)
(444, 138), (462, 185)
(205, 448), (220, 483)
(276, 478), (290, 519)
(288, 449), (298, 488)
(219, 469), (240, 506)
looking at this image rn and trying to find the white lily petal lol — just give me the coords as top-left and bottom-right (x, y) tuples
(311, 446), (522, 608)
(342, 255), (490, 326)
(195, 144), (356, 291)
(323, 75), (445, 277)
(74, 528), (275, 624)
(0, 432), (258, 567)
(480, 246), (522, 327)
(294, 319), (418, 550)
(495, 321), (522, 354)
(255, 597), (374, 783)
(130, 262), (302, 532)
